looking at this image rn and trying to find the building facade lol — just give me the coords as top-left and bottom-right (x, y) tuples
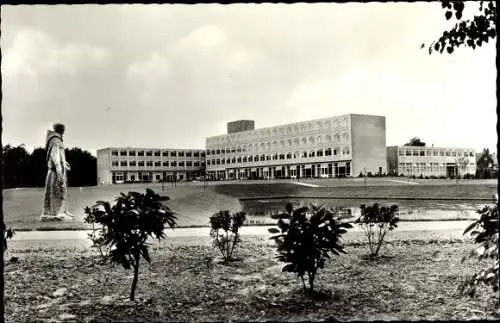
(205, 114), (387, 180)
(387, 146), (476, 177)
(97, 147), (205, 185)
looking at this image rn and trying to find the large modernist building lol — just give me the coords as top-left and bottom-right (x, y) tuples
(205, 114), (387, 180)
(97, 147), (206, 185)
(387, 145), (476, 177)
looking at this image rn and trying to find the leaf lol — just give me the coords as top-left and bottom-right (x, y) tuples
(445, 11), (452, 20)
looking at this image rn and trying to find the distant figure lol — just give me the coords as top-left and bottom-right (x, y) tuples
(40, 123), (73, 222)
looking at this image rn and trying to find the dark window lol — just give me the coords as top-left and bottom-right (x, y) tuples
(325, 149), (332, 156)
(138, 161), (145, 166)
(163, 161), (169, 167)
(237, 157), (242, 163)
(171, 161), (177, 167)
(266, 155), (271, 160)
(146, 161), (153, 167)
(186, 152), (192, 157)
(216, 150), (220, 155)
(112, 161), (118, 166)
(179, 161), (185, 166)
(317, 150), (323, 157)
(129, 161), (136, 167)
(146, 151), (153, 156)
(193, 161), (199, 166)
(120, 161), (127, 166)
(207, 160), (211, 165)
(201, 152), (205, 157)
(249, 156), (253, 162)
(286, 153), (292, 159)
(111, 151), (119, 156)
(279, 154), (285, 160)
(129, 151), (136, 156)
(154, 151), (161, 156)
(138, 151), (144, 156)
(162, 151), (169, 156)
(170, 152), (177, 157)
(206, 151), (211, 156)
(193, 152), (199, 157)
(155, 161), (161, 167)
(179, 152), (184, 157)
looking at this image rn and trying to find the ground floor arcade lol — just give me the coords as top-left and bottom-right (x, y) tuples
(109, 170), (202, 184)
(206, 161), (351, 181)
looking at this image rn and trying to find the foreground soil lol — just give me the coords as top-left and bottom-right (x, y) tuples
(5, 236), (499, 322)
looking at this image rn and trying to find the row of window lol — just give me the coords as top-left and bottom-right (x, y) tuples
(209, 118), (349, 144)
(206, 148), (350, 166)
(111, 160), (205, 167)
(398, 149), (474, 157)
(111, 150), (205, 158)
(398, 162), (475, 170)
(207, 134), (350, 155)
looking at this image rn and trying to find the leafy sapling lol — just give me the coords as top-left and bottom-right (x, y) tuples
(354, 203), (399, 258)
(209, 210), (246, 262)
(269, 203), (352, 295)
(84, 188), (176, 300)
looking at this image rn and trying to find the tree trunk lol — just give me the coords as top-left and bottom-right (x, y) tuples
(308, 271), (315, 293)
(130, 259), (140, 301)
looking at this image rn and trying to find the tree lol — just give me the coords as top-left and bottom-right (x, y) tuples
(476, 148), (496, 179)
(422, 1), (496, 55)
(268, 203), (352, 295)
(354, 203), (400, 258)
(84, 189), (176, 300)
(404, 137), (426, 147)
(1, 145), (30, 188)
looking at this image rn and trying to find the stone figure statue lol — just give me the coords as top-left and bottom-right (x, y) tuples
(40, 123), (74, 222)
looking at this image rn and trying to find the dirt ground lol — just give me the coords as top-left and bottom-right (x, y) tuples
(4, 236), (499, 322)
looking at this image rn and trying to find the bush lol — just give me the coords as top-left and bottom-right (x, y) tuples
(367, 172), (374, 177)
(354, 203), (400, 257)
(2, 222), (15, 255)
(460, 203), (499, 299)
(358, 172), (364, 178)
(84, 188), (176, 300)
(268, 203), (352, 295)
(209, 210), (246, 262)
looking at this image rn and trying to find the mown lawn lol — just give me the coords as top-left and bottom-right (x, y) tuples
(4, 235), (498, 322)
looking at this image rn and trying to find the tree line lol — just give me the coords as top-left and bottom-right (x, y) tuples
(2, 144), (97, 189)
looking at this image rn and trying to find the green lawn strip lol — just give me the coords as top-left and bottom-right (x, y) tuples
(4, 236), (498, 322)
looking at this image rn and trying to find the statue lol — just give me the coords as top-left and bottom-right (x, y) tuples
(40, 123), (74, 222)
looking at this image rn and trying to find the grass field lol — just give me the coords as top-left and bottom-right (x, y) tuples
(4, 233), (499, 322)
(3, 179), (497, 231)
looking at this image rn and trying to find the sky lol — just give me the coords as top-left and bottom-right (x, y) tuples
(1, 3), (497, 156)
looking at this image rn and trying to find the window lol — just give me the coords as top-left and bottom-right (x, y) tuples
(399, 149), (405, 156)
(308, 151), (315, 157)
(162, 151), (169, 156)
(120, 161), (127, 166)
(413, 150), (419, 156)
(179, 152), (184, 157)
(260, 155), (265, 161)
(163, 161), (169, 167)
(129, 161), (136, 167)
(146, 151), (153, 156)
(286, 153), (292, 159)
(237, 157), (242, 163)
(317, 150), (324, 157)
(193, 152), (199, 157)
(186, 152), (192, 157)
(216, 150), (220, 155)
(179, 161), (185, 166)
(155, 161), (161, 167)
(223, 159), (228, 165)
(325, 149), (332, 156)
(452, 151), (456, 157)
(433, 150), (438, 156)
(171, 161), (177, 167)
(201, 152), (205, 158)
(138, 161), (145, 167)
(138, 151), (144, 156)
(273, 154), (278, 160)
(112, 151), (119, 156)
(446, 151), (451, 156)
(406, 150), (412, 156)
(187, 161), (193, 167)
(146, 161), (153, 167)
(231, 157), (236, 163)
(129, 151), (136, 156)
(439, 151), (444, 156)
(207, 160), (211, 165)
(279, 154), (285, 160)
(266, 155), (271, 161)
(420, 150), (425, 156)
(170, 152), (177, 157)
(112, 161), (118, 166)
(242, 157), (247, 162)
(194, 162), (199, 167)
(154, 151), (161, 156)
(206, 151), (211, 156)
(333, 149), (338, 156)
(216, 159), (221, 165)
(343, 147), (350, 155)
(249, 156), (253, 162)
(302, 151), (307, 158)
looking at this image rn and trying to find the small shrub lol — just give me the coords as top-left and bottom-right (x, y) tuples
(268, 203), (352, 295)
(2, 222), (15, 255)
(358, 172), (364, 178)
(84, 188), (176, 300)
(209, 210), (246, 262)
(460, 203), (499, 299)
(354, 203), (399, 257)
(367, 172), (374, 177)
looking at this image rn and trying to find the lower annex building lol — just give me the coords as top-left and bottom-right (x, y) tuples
(97, 147), (206, 185)
(387, 145), (476, 177)
(205, 114), (387, 180)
